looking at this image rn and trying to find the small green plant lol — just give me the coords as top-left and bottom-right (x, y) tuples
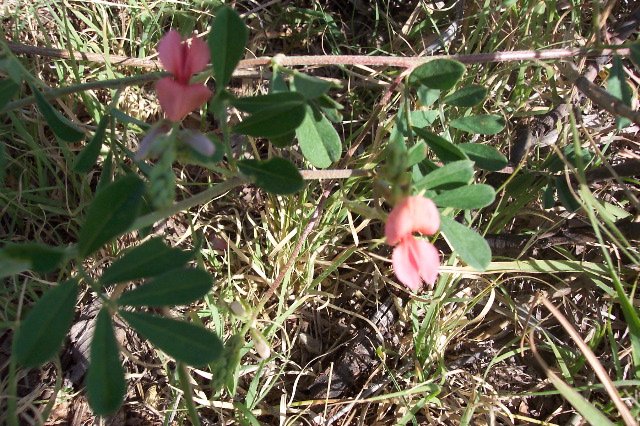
(1, 3), (638, 424)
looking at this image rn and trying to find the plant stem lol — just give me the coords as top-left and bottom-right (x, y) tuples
(177, 362), (201, 426)
(128, 177), (246, 232)
(0, 72), (166, 114)
(8, 40), (631, 69)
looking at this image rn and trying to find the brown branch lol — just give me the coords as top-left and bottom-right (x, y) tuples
(558, 61), (640, 126)
(584, 159), (640, 182)
(6, 41), (631, 70)
(510, 6), (640, 165)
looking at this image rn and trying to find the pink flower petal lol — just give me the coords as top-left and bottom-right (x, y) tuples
(156, 78), (212, 122)
(385, 196), (440, 245)
(158, 30), (184, 78)
(410, 196), (440, 237)
(392, 237), (440, 291)
(183, 36), (210, 79)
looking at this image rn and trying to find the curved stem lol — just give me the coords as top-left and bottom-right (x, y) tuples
(0, 72), (166, 114)
(177, 362), (201, 426)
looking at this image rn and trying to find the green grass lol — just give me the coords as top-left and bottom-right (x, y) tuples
(1, 0), (639, 424)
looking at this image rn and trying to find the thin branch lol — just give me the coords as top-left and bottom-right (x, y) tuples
(558, 61), (640, 126)
(7, 41), (631, 69)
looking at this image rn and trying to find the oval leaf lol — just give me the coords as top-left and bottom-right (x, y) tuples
(412, 127), (468, 163)
(293, 72), (332, 99)
(458, 143), (508, 171)
(238, 157), (304, 195)
(119, 311), (223, 366)
(440, 216), (491, 271)
(1, 243), (66, 273)
(87, 308), (126, 416)
(101, 238), (192, 285)
(74, 115), (108, 173)
(78, 174), (145, 257)
(443, 85), (487, 107)
(408, 59), (465, 90)
(118, 268), (212, 307)
(606, 56), (633, 130)
(414, 160), (474, 190)
(433, 184), (496, 209)
(555, 176), (580, 212)
(14, 279), (78, 367)
(296, 105), (342, 168)
(450, 115), (505, 135)
(417, 87), (440, 107)
(30, 84), (84, 142)
(231, 92), (304, 113)
(209, 6), (248, 88)
(234, 100), (306, 138)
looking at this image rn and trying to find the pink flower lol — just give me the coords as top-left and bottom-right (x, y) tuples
(156, 30), (212, 122)
(385, 196), (440, 291)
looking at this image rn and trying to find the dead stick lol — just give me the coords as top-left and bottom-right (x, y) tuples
(558, 62), (640, 126)
(6, 41), (631, 69)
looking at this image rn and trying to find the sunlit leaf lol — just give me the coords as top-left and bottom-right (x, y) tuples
(450, 115), (505, 135)
(414, 160), (474, 190)
(606, 56), (633, 129)
(412, 127), (467, 163)
(443, 85), (487, 107)
(433, 184), (496, 209)
(234, 97), (306, 138)
(296, 105), (342, 168)
(408, 59), (465, 90)
(293, 72), (333, 99)
(458, 143), (508, 171)
(209, 6), (248, 88)
(440, 216), (491, 271)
